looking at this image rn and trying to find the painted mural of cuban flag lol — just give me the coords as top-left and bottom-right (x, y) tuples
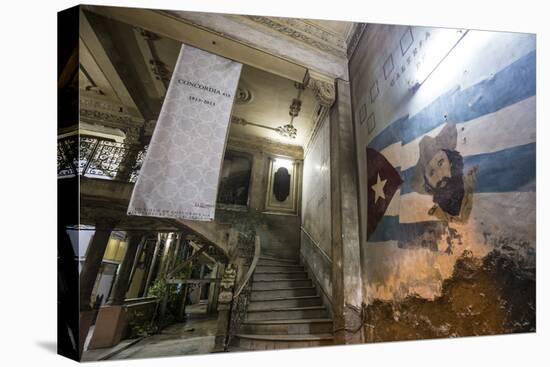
(365, 32), (536, 300)
(128, 44), (242, 221)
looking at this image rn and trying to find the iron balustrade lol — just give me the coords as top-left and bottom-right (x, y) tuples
(225, 232), (260, 350)
(57, 135), (148, 182)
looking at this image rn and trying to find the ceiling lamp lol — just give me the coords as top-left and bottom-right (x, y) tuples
(276, 123), (297, 139)
(276, 83), (303, 139)
(231, 82), (304, 140)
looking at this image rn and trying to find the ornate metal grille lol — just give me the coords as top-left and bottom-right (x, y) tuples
(226, 231), (257, 349)
(227, 284), (251, 348)
(57, 136), (78, 177)
(57, 135), (148, 182)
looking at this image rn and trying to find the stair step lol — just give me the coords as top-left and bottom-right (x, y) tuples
(257, 257), (299, 266)
(252, 279), (312, 290)
(259, 255), (297, 263)
(246, 306), (327, 321)
(240, 318), (333, 335)
(248, 296), (322, 310)
(232, 333), (333, 349)
(250, 287), (317, 301)
(254, 271), (308, 281)
(256, 264), (304, 272)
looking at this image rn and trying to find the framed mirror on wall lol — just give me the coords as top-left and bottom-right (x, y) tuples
(264, 156), (301, 215)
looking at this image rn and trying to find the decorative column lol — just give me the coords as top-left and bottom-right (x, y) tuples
(207, 263), (220, 314)
(329, 79), (364, 344)
(107, 233), (144, 305)
(213, 263), (236, 352)
(156, 233), (171, 278)
(79, 218), (118, 311)
(157, 233), (178, 324)
(175, 238), (191, 322)
(78, 218), (118, 355)
(142, 232), (163, 295)
(89, 232), (144, 349)
(115, 126), (147, 182)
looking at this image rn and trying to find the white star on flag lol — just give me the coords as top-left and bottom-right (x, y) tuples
(371, 173), (387, 204)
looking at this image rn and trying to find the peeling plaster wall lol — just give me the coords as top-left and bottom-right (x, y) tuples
(300, 115), (333, 302)
(349, 24), (536, 340)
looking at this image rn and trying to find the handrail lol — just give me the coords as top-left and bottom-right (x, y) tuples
(300, 226), (332, 263)
(233, 235), (261, 300)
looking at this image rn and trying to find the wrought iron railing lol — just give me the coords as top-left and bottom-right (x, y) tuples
(57, 135), (148, 182)
(225, 233), (261, 349)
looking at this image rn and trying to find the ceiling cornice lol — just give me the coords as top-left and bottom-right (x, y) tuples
(238, 15), (349, 58)
(346, 23), (367, 59)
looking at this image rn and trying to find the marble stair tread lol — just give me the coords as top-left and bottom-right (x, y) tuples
(235, 333), (333, 341)
(252, 286), (316, 291)
(250, 295), (320, 302)
(254, 272), (308, 280)
(246, 305), (326, 312)
(253, 278), (310, 282)
(256, 263), (304, 268)
(254, 271), (307, 275)
(252, 279), (312, 290)
(242, 318), (332, 325)
(254, 271), (308, 280)
(258, 256), (298, 263)
(250, 287), (318, 300)
(247, 295), (322, 310)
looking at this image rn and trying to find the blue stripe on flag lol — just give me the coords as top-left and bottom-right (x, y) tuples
(368, 50), (536, 152)
(369, 215), (400, 242)
(369, 216), (447, 244)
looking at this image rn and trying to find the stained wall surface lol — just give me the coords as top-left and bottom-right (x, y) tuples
(301, 115), (333, 304)
(349, 25), (536, 340)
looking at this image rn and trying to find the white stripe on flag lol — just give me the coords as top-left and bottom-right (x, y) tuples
(379, 141), (402, 168)
(399, 96), (536, 170)
(384, 189), (401, 216)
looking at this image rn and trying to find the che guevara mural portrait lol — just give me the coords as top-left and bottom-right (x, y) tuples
(358, 26), (535, 340)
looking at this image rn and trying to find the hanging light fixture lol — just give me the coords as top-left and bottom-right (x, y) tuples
(276, 83), (303, 139)
(231, 82), (304, 140)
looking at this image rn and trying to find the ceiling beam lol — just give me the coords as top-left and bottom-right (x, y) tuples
(81, 5), (310, 84)
(58, 44), (78, 89)
(80, 9), (143, 119)
(131, 27), (167, 100)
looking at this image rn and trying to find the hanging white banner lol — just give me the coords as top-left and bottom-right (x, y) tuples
(128, 44), (242, 221)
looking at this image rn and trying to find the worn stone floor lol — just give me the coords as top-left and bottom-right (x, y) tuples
(81, 302), (218, 361)
(108, 315), (218, 360)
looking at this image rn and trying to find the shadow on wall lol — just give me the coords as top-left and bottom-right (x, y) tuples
(365, 249), (535, 342)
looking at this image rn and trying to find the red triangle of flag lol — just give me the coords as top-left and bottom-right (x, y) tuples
(366, 147), (403, 239)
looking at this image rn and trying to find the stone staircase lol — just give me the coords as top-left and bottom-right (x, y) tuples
(230, 256), (333, 350)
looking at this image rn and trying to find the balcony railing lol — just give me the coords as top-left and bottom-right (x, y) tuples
(57, 135), (148, 183)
